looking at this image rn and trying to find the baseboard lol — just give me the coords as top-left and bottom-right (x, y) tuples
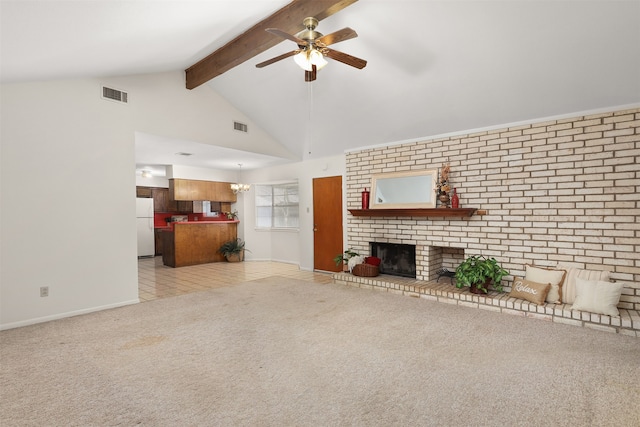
(0, 299), (140, 331)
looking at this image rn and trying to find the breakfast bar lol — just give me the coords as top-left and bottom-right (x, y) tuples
(161, 220), (238, 267)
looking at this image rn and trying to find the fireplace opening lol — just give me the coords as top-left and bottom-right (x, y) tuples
(370, 242), (416, 278)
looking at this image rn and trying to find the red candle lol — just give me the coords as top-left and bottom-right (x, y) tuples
(361, 188), (370, 209)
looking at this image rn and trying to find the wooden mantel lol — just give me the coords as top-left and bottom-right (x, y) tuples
(348, 208), (477, 218)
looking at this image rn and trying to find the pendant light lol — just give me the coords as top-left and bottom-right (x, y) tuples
(230, 164), (250, 194)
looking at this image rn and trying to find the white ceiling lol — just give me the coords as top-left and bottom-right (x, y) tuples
(2, 1), (639, 170)
(134, 132), (290, 177)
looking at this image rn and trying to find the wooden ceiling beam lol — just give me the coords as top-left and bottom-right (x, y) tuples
(185, 0), (358, 89)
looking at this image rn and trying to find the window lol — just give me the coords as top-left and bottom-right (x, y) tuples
(255, 182), (299, 229)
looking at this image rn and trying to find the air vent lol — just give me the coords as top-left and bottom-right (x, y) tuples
(101, 86), (128, 103)
(233, 121), (248, 133)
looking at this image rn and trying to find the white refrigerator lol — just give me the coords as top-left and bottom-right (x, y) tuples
(136, 198), (155, 257)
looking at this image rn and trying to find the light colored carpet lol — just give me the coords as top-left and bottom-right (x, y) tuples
(1, 277), (639, 426)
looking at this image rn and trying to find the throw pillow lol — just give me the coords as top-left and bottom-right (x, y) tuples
(509, 277), (551, 305)
(556, 263), (611, 304)
(571, 278), (623, 317)
(365, 256), (381, 266)
(525, 265), (566, 304)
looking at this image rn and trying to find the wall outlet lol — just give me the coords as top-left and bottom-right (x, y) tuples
(40, 286), (49, 297)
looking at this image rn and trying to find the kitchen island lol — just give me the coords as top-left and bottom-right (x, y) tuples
(161, 221), (238, 267)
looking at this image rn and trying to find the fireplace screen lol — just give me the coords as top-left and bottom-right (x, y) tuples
(370, 242), (416, 278)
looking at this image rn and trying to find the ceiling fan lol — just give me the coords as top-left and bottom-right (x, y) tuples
(256, 17), (367, 82)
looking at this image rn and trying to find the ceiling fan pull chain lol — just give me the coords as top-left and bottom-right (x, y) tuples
(305, 78), (314, 156)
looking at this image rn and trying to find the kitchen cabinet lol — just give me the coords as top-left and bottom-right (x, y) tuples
(136, 187), (152, 198)
(154, 228), (165, 255)
(169, 179), (237, 203)
(136, 186), (191, 213)
(214, 181), (236, 202)
(151, 188), (170, 212)
(161, 221), (238, 267)
(176, 201), (193, 213)
(170, 179), (198, 201)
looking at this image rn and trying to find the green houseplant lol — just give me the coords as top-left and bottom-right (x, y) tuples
(218, 238), (250, 262)
(454, 255), (509, 294)
(333, 248), (360, 267)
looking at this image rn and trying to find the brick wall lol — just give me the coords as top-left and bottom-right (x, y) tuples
(346, 107), (639, 310)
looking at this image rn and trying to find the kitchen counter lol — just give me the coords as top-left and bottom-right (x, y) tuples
(161, 221), (238, 267)
(157, 219), (239, 229)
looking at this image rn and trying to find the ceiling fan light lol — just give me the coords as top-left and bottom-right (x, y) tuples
(294, 50), (313, 71)
(308, 49), (328, 70)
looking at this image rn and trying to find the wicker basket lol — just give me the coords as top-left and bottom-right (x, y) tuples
(352, 263), (379, 277)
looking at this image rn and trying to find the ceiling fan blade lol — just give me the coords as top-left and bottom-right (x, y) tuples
(256, 50), (300, 68)
(305, 65), (317, 82)
(323, 48), (367, 69)
(266, 28), (308, 46)
(315, 27), (358, 47)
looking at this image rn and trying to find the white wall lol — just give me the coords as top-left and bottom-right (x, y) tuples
(0, 71), (291, 329)
(240, 155), (346, 271)
(168, 165), (238, 182)
(135, 175), (169, 188)
(1, 79), (139, 329)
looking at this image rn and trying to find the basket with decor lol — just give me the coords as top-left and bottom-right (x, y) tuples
(352, 256), (381, 277)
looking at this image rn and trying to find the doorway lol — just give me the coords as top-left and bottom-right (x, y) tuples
(312, 176), (343, 272)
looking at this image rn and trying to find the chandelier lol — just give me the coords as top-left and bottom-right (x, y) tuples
(230, 183), (250, 194)
(230, 164), (250, 194)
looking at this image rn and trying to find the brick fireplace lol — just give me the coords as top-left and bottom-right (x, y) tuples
(370, 242), (466, 281)
(343, 107), (640, 311)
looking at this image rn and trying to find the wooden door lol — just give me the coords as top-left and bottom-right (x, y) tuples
(313, 176), (343, 272)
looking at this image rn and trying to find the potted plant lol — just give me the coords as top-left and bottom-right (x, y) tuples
(454, 255), (509, 294)
(333, 248), (360, 271)
(334, 248), (360, 266)
(218, 238), (249, 262)
(223, 211), (238, 220)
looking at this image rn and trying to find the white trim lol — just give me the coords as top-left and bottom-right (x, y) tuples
(254, 227), (299, 232)
(254, 179), (298, 186)
(0, 299), (140, 331)
(344, 103), (640, 154)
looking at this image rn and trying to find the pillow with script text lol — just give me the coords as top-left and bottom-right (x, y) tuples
(509, 277), (551, 305)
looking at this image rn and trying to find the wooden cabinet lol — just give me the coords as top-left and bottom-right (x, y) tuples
(136, 186), (192, 213)
(151, 188), (169, 212)
(171, 179), (191, 200)
(215, 181), (236, 202)
(169, 179), (237, 203)
(176, 201), (193, 213)
(162, 222), (238, 267)
(170, 179), (200, 201)
(136, 187), (152, 198)
(154, 229), (164, 255)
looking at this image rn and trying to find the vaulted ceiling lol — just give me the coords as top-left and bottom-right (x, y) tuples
(2, 0), (639, 170)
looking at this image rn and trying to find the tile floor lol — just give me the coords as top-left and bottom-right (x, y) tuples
(138, 256), (334, 302)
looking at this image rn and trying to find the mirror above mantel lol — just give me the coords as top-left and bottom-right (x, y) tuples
(370, 169), (437, 209)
